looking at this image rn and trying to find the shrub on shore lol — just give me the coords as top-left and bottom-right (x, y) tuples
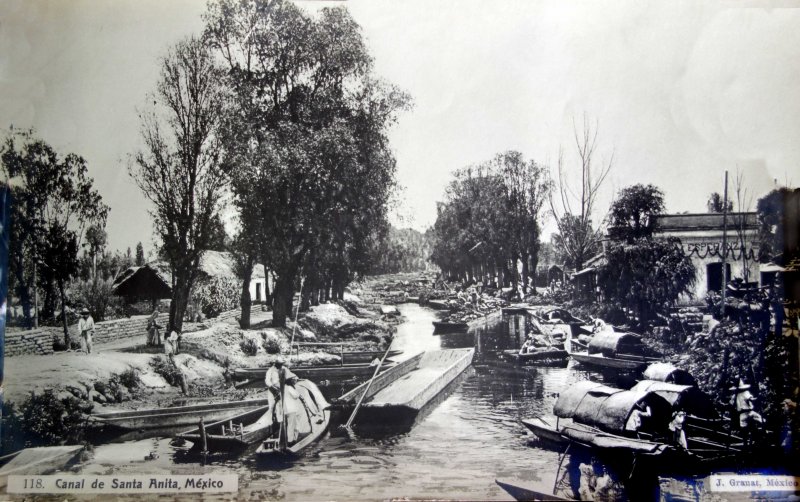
(149, 356), (185, 388)
(2, 389), (93, 450)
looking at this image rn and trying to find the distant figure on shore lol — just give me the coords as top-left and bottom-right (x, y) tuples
(78, 308), (95, 354)
(164, 329), (180, 358)
(147, 309), (163, 346)
(731, 379), (762, 446)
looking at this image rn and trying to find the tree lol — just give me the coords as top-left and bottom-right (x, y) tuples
(205, 0), (410, 326)
(549, 116), (612, 271)
(756, 187), (800, 263)
(135, 242), (145, 266)
(84, 223), (107, 280)
(707, 192), (733, 213)
(1, 128), (108, 336)
(129, 37), (228, 333)
(599, 237), (696, 324)
(607, 184), (665, 242)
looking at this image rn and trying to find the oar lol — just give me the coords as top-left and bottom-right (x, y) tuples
(342, 338), (394, 430)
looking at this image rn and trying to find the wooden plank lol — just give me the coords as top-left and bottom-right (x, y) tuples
(336, 352), (425, 403)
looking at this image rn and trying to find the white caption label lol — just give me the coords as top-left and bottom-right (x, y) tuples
(7, 474), (238, 493)
(708, 474), (799, 492)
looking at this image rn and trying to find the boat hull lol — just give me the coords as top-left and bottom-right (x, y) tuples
(569, 352), (654, 370)
(91, 398), (272, 430)
(256, 381), (330, 457)
(432, 321), (468, 334)
(234, 362), (395, 384)
(521, 417), (567, 445)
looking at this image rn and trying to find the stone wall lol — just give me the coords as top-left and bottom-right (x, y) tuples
(4, 328), (58, 356)
(90, 315), (152, 344)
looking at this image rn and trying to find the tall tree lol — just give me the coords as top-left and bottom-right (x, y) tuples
(1, 128), (108, 335)
(84, 223), (107, 280)
(135, 242), (145, 266)
(607, 183), (665, 242)
(129, 37), (228, 332)
(205, 0), (409, 326)
(549, 116), (612, 270)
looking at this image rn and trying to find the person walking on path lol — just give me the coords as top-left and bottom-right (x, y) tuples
(77, 308), (95, 354)
(147, 309), (163, 346)
(731, 379), (763, 446)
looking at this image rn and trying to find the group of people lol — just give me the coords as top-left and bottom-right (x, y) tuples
(73, 307), (180, 357)
(622, 377), (764, 450)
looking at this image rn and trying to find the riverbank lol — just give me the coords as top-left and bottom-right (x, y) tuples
(2, 295), (397, 452)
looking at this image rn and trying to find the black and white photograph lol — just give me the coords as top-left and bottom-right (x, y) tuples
(0, 1), (798, 500)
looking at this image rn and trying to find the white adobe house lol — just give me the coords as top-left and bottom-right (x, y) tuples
(652, 213), (760, 300)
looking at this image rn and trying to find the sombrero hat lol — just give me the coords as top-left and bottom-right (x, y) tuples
(729, 378), (751, 392)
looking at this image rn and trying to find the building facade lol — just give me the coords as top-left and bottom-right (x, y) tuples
(652, 213), (760, 300)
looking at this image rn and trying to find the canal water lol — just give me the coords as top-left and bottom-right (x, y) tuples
(79, 303), (628, 501)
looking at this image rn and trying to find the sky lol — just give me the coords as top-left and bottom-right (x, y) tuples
(1, 0), (799, 253)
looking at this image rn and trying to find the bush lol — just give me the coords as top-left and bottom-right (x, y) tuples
(262, 332), (284, 354)
(192, 277), (239, 319)
(240, 337), (259, 356)
(115, 368), (141, 390)
(69, 279), (115, 321)
(17, 389), (93, 446)
(149, 356), (184, 388)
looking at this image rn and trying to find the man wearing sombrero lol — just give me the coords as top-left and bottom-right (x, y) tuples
(731, 378), (763, 446)
(77, 308), (95, 354)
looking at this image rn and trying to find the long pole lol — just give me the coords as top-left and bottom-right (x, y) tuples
(343, 339), (394, 429)
(721, 171), (729, 318)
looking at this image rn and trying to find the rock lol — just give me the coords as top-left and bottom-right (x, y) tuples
(56, 390), (75, 402)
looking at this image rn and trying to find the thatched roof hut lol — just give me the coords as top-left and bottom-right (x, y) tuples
(630, 380), (718, 418)
(588, 332), (645, 357)
(554, 380), (671, 433)
(111, 265), (172, 300)
(643, 362), (696, 386)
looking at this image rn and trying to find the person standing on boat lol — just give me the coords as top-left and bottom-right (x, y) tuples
(731, 379), (762, 446)
(77, 308), (95, 354)
(625, 401), (652, 438)
(668, 410), (688, 449)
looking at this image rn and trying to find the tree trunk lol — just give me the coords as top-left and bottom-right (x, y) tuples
(169, 267), (193, 333)
(271, 273), (295, 327)
(239, 261), (253, 329)
(58, 280), (69, 347)
(521, 253), (529, 291)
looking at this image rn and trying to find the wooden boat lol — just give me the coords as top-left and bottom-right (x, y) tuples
(569, 351), (656, 370)
(340, 349), (403, 364)
(176, 404), (273, 451)
(569, 332), (661, 370)
(426, 299), (450, 310)
(432, 321), (468, 333)
(255, 380), (330, 457)
(495, 479), (574, 501)
(521, 416), (568, 445)
(90, 397), (272, 430)
(502, 348), (569, 364)
(335, 348), (474, 415)
(233, 360), (396, 384)
(0, 446), (84, 488)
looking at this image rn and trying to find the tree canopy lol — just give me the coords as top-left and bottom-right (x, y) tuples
(205, 0), (410, 325)
(430, 151), (550, 291)
(129, 36), (228, 332)
(1, 128), (108, 336)
(607, 183), (665, 242)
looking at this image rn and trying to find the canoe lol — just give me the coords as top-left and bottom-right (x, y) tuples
(427, 300), (450, 310)
(340, 349), (403, 364)
(233, 361), (396, 384)
(255, 380), (330, 457)
(502, 348), (569, 364)
(337, 348), (474, 415)
(432, 321), (468, 334)
(569, 351), (658, 370)
(176, 404), (273, 452)
(495, 479), (574, 501)
(521, 416), (568, 445)
(90, 398), (272, 430)
(0, 446), (84, 488)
